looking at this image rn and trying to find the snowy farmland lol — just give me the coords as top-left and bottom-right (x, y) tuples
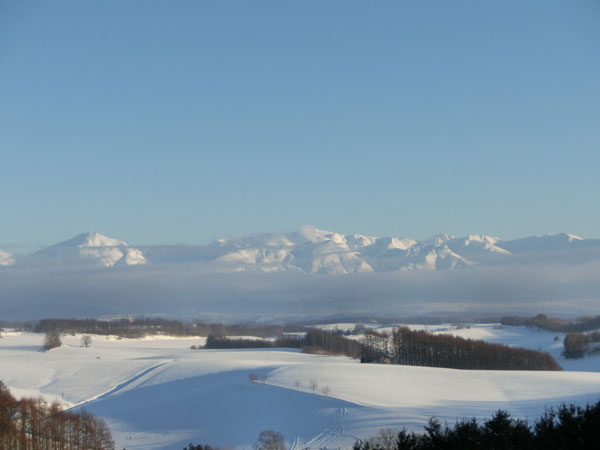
(1, 325), (600, 449)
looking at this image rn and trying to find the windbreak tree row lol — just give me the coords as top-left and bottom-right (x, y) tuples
(204, 335), (304, 349)
(361, 328), (562, 371)
(502, 314), (600, 333)
(303, 329), (363, 358)
(33, 317), (191, 338)
(203, 329), (362, 357)
(563, 330), (600, 358)
(32, 318), (291, 339)
(206, 327), (560, 371)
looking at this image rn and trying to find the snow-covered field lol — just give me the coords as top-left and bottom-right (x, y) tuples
(1, 325), (600, 449)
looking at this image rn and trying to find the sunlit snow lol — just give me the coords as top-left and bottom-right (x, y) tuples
(1, 324), (599, 449)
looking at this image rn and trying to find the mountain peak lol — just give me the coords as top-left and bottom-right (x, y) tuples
(31, 232), (146, 267)
(559, 232), (583, 242)
(295, 225), (334, 243)
(423, 233), (455, 246)
(57, 232), (128, 248)
(464, 234), (501, 245)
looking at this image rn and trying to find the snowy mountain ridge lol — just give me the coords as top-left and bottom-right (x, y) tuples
(29, 232), (147, 267)
(2, 227), (598, 273)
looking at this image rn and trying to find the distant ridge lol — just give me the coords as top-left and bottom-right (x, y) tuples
(2, 226), (599, 272)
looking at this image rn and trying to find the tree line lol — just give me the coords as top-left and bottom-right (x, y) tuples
(353, 400), (600, 450)
(32, 318), (192, 338)
(563, 331), (600, 359)
(361, 328), (562, 370)
(30, 318), (303, 339)
(204, 335), (303, 349)
(303, 328), (363, 358)
(502, 314), (600, 333)
(203, 329), (363, 358)
(204, 327), (559, 371)
(0, 381), (114, 450)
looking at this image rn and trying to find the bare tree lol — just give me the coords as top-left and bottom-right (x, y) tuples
(309, 379), (318, 394)
(321, 386), (330, 397)
(248, 372), (258, 383)
(374, 428), (397, 450)
(81, 335), (92, 348)
(253, 430), (285, 450)
(294, 379), (301, 390)
(0, 381), (115, 449)
(43, 331), (61, 351)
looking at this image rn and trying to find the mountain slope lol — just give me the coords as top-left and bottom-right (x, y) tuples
(32, 232), (147, 267)
(6, 227), (600, 273)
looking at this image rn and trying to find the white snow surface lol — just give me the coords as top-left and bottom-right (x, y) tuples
(1, 325), (600, 449)
(30, 232), (147, 267)
(6, 226), (600, 273)
(65, 232), (128, 248)
(0, 250), (14, 266)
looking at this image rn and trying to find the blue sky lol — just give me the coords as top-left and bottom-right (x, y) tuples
(1, 0), (599, 248)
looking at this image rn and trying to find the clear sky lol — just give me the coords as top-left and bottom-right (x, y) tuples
(1, 0), (599, 248)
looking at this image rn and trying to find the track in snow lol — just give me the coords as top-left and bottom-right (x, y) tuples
(67, 361), (168, 411)
(303, 407), (345, 449)
(288, 434), (300, 450)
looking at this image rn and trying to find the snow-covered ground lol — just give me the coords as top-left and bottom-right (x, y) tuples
(1, 325), (599, 449)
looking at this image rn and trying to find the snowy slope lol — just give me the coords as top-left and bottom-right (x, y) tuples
(1, 331), (600, 450)
(153, 226), (600, 272)
(501, 233), (586, 252)
(163, 226), (498, 273)
(30, 232), (147, 267)
(5, 227), (600, 273)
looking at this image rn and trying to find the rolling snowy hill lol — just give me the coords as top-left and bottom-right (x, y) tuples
(3, 226), (600, 272)
(1, 326), (600, 449)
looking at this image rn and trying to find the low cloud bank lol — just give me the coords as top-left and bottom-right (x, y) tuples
(1, 261), (600, 321)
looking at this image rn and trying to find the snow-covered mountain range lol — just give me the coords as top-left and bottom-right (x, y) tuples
(2, 226), (599, 273)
